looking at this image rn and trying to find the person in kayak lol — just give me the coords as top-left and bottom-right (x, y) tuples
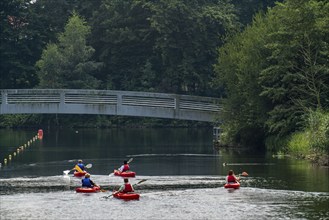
(82, 173), (97, 188)
(72, 159), (85, 173)
(118, 160), (130, 172)
(226, 170), (240, 183)
(118, 178), (134, 193)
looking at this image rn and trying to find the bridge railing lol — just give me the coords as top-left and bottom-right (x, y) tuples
(0, 89), (221, 122)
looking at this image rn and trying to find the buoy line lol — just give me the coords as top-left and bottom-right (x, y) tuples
(1, 129), (43, 167)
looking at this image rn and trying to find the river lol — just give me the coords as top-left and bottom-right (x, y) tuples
(0, 128), (328, 220)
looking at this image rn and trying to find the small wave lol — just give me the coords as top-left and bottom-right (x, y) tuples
(223, 163), (275, 166)
(127, 154), (219, 157)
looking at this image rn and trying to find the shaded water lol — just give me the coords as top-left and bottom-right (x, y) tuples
(0, 128), (328, 220)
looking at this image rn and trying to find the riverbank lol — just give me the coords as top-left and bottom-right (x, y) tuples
(305, 153), (329, 167)
(214, 140), (329, 167)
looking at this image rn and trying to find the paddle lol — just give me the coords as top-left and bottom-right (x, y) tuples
(63, 163), (92, 176)
(233, 172), (248, 183)
(239, 171), (248, 177)
(109, 158), (133, 176)
(95, 185), (107, 192)
(63, 170), (71, 175)
(102, 179), (147, 199)
(133, 179), (147, 186)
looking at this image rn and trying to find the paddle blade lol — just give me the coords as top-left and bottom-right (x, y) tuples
(136, 179), (147, 185)
(85, 164), (92, 169)
(101, 194), (112, 199)
(127, 158), (133, 163)
(63, 170), (70, 175)
(109, 173), (114, 177)
(75, 165), (83, 173)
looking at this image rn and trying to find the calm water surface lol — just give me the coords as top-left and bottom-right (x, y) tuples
(0, 128), (328, 220)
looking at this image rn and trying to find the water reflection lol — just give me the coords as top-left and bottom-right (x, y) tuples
(0, 128), (329, 219)
(0, 128), (328, 192)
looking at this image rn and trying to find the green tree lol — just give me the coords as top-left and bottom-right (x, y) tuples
(91, 0), (239, 95)
(90, 0), (155, 91)
(147, 0), (238, 95)
(259, 0), (329, 135)
(0, 0), (39, 89)
(36, 12), (102, 89)
(231, 0), (280, 25)
(214, 0), (329, 147)
(213, 13), (274, 146)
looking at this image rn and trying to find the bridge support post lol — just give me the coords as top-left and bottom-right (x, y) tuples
(213, 127), (220, 141)
(59, 91), (65, 111)
(213, 126), (221, 149)
(0, 91), (7, 113)
(174, 96), (180, 119)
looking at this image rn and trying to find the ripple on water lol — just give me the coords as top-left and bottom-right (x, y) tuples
(0, 176), (328, 220)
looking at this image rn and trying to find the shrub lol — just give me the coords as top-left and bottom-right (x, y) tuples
(288, 132), (311, 157)
(307, 111), (329, 153)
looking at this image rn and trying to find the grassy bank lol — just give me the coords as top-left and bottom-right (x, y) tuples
(268, 110), (329, 166)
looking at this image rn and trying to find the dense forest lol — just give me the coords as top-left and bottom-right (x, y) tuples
(213, 0), (329, 163)
(1, 0), (277, 93)
(0, 0), (328, 162)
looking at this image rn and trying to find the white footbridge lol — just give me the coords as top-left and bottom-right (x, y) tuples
(0, 89), (221, 122)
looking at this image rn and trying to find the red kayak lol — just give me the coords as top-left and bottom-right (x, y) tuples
(114, 170), (136, 177)
(224, 182), (240, 189)
(74, 171), (87, 177)
(113, 192), (140, 200)
(76, 186), (100, 193)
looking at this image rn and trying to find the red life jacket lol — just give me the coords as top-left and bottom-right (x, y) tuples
(227, 175), (236, 183)
(123, 183), (133, 193)
(122, 164), (130, 172)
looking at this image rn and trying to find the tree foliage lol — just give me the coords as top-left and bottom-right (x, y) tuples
(0, 0), (39, 89)
(214, 0), (329, 147)
(213, 13), (273, 146)
(90, 0), (239, 95)
(36, 12), (102, 89)
(231, 0), (280, 25)
(259, 0), (329, 135)
(1, 0), (287, 129)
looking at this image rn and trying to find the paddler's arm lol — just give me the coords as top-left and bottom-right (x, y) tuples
(90, 180), (98, 187)
(118, 185), (124, 192)
(118, 165), (124, 172)
(234, 175), (240, 182)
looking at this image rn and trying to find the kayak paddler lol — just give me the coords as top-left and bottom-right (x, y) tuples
(118, 178), (134, 193)
(72, 159), (85, 173)
(118, 160), (130, 172)
(81, 173), (98, 188)
(226, 170), (240, 184)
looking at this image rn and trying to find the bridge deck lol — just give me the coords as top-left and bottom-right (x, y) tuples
(0, 89), (221, 122)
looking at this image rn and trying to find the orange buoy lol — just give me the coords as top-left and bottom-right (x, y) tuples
(38, 129), (43, 139)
